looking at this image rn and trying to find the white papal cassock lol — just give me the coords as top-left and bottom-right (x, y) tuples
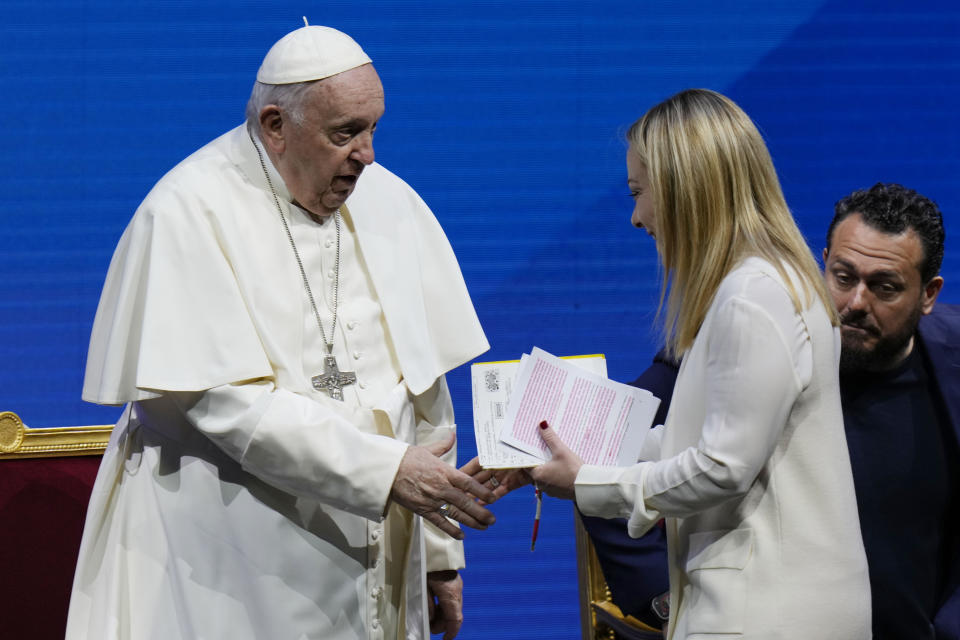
(67, 124), (488, 640)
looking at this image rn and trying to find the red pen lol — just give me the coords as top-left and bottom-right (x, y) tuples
(530, 484), (542, 551)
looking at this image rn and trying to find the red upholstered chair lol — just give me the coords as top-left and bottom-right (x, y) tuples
(0, 411), (112, 640)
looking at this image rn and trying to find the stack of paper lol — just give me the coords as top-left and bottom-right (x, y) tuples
(471, 347), (660, 469)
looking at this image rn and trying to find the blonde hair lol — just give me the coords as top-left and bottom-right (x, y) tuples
(628, 89), (838, 358)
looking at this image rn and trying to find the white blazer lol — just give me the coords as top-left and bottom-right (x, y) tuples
(577, 257), (871, 639)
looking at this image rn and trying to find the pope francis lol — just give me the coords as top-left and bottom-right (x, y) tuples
(66, 24), (496, 640)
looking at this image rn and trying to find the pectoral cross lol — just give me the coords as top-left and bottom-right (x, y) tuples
(312, 354), (356, 401)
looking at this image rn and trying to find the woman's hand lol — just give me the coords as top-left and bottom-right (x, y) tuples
(459, 457), (532, 503)
(529, 420), (583, 501)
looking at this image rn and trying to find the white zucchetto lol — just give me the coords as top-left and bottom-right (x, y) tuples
(256, 25), (372, 85)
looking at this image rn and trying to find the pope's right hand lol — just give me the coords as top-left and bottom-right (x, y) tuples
(389, 435), (497, 540)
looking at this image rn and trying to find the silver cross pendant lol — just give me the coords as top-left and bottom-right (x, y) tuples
(311, 354), (357, 401)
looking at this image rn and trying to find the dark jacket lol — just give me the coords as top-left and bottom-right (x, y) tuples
(919, 304), (960, 640)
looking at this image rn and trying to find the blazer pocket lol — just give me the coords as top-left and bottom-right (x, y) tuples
(684, 528), (754, 635)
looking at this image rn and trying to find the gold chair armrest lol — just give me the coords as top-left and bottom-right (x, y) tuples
(0, 411), (113, 459)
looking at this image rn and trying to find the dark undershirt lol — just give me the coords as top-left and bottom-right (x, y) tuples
(841, 345), (957, 639)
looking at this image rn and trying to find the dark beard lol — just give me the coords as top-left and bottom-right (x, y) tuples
(839, 304), (922, 374)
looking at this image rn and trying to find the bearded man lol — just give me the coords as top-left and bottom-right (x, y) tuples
(67, 24), (494, 640)
(823, 182), (959, 640)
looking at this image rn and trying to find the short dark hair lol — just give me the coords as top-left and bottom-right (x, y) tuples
(827, 182), (945, 283)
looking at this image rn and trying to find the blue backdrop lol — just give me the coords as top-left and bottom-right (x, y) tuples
(2, 1), (958, 637)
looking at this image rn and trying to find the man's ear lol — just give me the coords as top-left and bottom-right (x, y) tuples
(258, 105), (285, 154)
(921, 275), (944, 315)
(822, 247), (829, 267)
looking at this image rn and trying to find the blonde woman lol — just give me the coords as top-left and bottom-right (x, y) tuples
(477, 89), (871, 638)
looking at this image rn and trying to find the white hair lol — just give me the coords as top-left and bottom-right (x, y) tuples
(244, 80), (319, 136)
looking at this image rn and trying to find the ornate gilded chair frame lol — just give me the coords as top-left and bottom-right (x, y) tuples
(0, 411), (112, 459)
(575, 513), (664, 640)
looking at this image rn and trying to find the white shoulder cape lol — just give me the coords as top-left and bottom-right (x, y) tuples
(83, 125), (488, 404)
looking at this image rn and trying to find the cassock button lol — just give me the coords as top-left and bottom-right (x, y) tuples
(327, 269), (335, 279)
(347, 321), (357, 330)
(324, 239), (333, 248)
(358, 381), (367, 390)
(353, 351), (363, 360)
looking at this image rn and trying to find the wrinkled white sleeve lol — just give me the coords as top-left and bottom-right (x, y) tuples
(638, 423), (665, 461)
(409, 376), (466, 572)
(576, 288), (808, 538)
(170, 380), (409, 522)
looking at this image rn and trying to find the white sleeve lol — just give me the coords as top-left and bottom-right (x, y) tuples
(409, 375), (467, 572)
(170, 380), (410, 522)
(576, 287), (808, 537)
(638, 423), (665, 461)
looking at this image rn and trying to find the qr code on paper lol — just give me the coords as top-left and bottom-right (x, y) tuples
(484, 370), (500, 392)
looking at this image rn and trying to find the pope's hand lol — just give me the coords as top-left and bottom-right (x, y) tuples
(427, 569), (464, 640)
(389, 434), (496, 539)
(528, 421), (583, 501)
(459, 457), (532, 503)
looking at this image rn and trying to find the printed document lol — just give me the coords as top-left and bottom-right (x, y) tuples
(472, 348), (660, 468)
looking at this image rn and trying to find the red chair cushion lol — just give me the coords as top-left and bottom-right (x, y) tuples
(0, 456), (101, 639)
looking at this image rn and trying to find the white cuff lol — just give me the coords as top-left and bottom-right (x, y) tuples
(575, 463), (663, 538)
